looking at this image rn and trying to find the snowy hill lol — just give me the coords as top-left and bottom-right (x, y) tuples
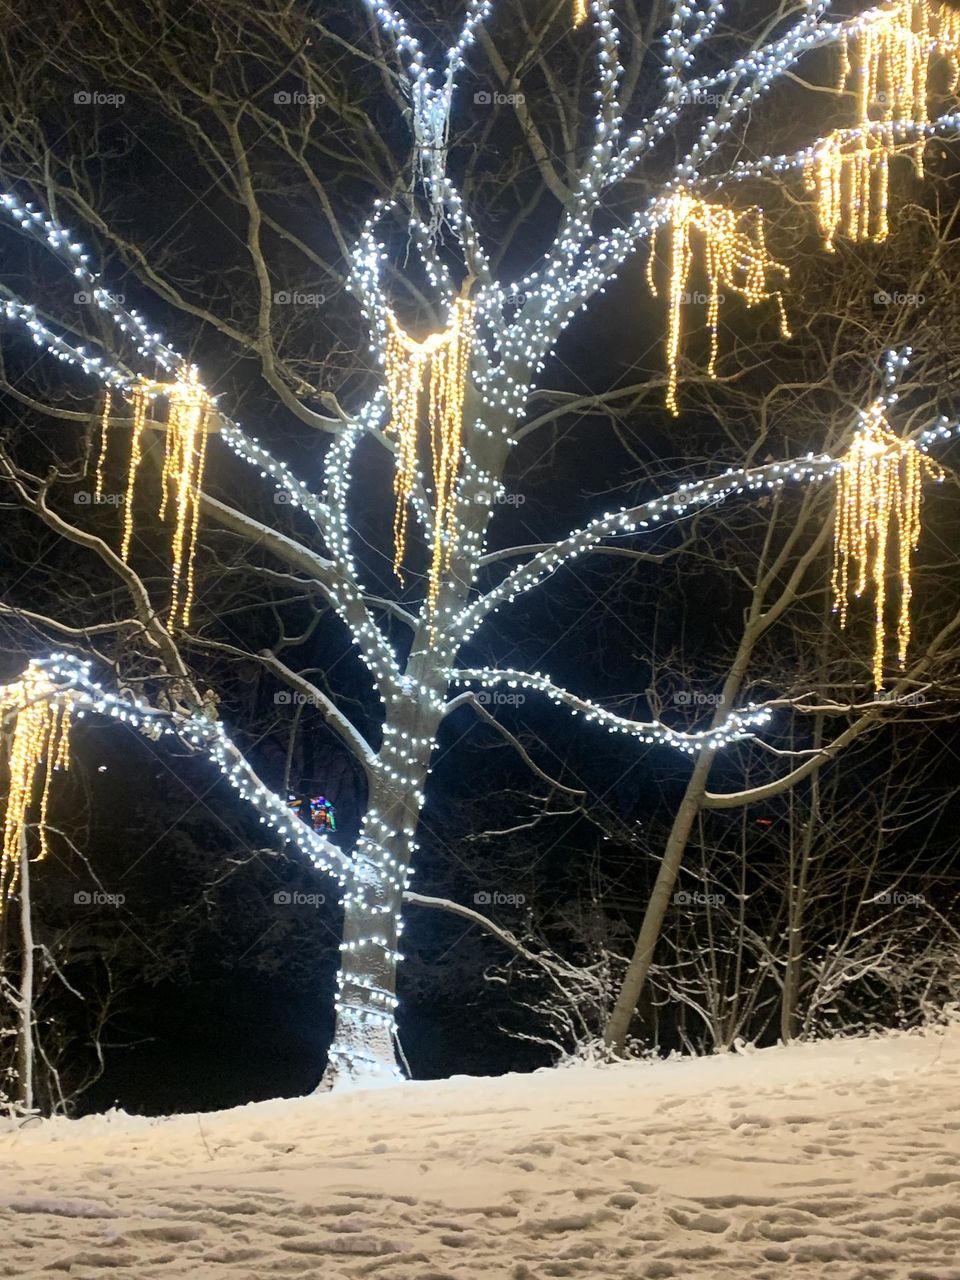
(2, 1026), (960, 1278)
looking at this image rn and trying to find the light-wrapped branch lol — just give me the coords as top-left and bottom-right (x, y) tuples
(0, 655), (349, 883)
(450, 668), (773, 754)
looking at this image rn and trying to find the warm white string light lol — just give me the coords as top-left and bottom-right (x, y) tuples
(384, 298), (476, 632)
(115, 371), (215, 629)
(833, 397), (944, 688)
(798, 1), (960, 249)
(0, 665), (72, 914)
(646, 192), (791, 415)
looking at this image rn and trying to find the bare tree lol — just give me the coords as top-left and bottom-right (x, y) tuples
(0, 0), (958, 1089)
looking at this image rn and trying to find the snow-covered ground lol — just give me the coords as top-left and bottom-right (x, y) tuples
(2, 1026), (960, 1279)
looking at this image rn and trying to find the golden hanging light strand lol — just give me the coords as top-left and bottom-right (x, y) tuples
(648, 193), (790, 416)
(93, 389), (112, 502)
(811, 1), (960, 250)
(832, 400), (943, 688)
(838, 1), (960, 136)
(804, 129), (893, 250)
(573, 0), (589, 27)
(121, 370), (214, 630)
(383, 298), (477, 632)
(162, 371), (212, 631)
(427, 299), (476, 632)
(0, 669), (72, 915)
(839, 1), (931, 172)
(384, 326), (428, 584)
(121, 383), (149, 561)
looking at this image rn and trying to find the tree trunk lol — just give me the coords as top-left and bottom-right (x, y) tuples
(320, 406), (507, 1090)
(16, 827), (34, 1113)
(603, 746), (717, 1054)
(322, 857), (403, 1088)
(780, 711), (823, 1043)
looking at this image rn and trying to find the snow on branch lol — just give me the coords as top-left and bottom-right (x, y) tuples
(255, 648), (381, 777)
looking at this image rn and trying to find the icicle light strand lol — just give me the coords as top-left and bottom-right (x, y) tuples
(805, 1), (960, 248)
(833, 399), (943, 688)
(122, 370), (215, 630)
(0, 668), (72, 914)
(647, 193), (790, 416)
(839, 1), (960, 162)
(804, 129), (893, 249)
(384, 298), (476, 631)
(94, 388), (111, 502)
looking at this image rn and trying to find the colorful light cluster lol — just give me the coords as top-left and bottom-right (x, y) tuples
(646, 192), (791, 415)
(0, 666), (72, 913)
(384, 298), (476, 631)
(833, 398), (944, 689)
(288, 792), (337, 833)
